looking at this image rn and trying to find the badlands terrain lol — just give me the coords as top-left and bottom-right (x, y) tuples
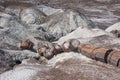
(0, 0), (120, 80)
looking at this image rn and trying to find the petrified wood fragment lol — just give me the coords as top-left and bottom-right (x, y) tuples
(43, 49), (54, 59)
(78, 44), (97, 59)
(62, 39), (80, 52)
(38, 44), (60, 59)
(62, 40), (71, 52)
(93, 48), (112, 62)
(70, 39), (80, 51)
(37, 39), (120, 67)
(38, 45), (48, 56)
(107, 50), (120, 66)
(20, 39), (34, 50)
(51, 43), (62, 55)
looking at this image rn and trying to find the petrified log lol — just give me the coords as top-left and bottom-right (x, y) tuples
(93, 48), (112, 62)
(51, 43), (62, 55)
(37, 39), (120, 67)
(61, 40), (71, 52)
(78, 44), (97, 59)
(43, 49), (54, 59)
(62, 39), (80, 52)
(38, 44), (61, 59)
(70, 39), (80, 51)
(38, 45), (48, 56)
(107, 50), (120, 66)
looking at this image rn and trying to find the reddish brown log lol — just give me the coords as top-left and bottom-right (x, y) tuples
(38, 45), (48, 56)
(107, 50), (120, 66)
(78, 44), (97, 59)
(62, 40), (71, 52)
(62, 39), (80, 52)
(43, 49), (54, 59)
(70, 39), (80, 51)
(52, 43), (62, 55)
(93, 48), (110, 62)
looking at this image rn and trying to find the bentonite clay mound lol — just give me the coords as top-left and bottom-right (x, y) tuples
(1, 52), (120, 80)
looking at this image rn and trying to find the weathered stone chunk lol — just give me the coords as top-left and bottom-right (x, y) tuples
(61, 40), (71, 52)
(20, 39), (34, 50)
(62, 39), (80, 52)
(70, 39), (80, 51)
(51, 43), (62, 55)
(38, 45), (47, 56)
(43, 49), (54, 59)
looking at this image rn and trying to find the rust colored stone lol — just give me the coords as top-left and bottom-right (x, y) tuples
(38, 45), (55, 59)
(52, 43), (62, 54)
(61, 40), (71, 52)
(62, 39), (80, 52)
(78, 44), (97, 59)
(93, 48), (110, 62)
(43, 49), (54, 59)
(107, 50), (120, 66)
(20, 39), (34, 50)
(38, 45), (48, 56)
(78, 44), (86, 52)
(70, 39), (80, 51)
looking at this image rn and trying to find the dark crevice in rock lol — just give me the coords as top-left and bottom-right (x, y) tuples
(15, 60), (21, 64)
(117, 59), (120, 67)
(105, 49), (113, 63)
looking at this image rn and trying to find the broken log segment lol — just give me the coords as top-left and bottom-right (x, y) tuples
(70, 39), (80, 51)
(38, 45), (48, 56)
(62, 39), (80, 52)
(107, 50), (120, 66)
(62, 40), (71, 52)
(38, 43), (62, 59)
(43, 49), (54, 59)
(78, 44), (97, 59)
(51, 43), (62, 55)
(20, 39), (34, 50)
(93, 48), (112, 63)
(37, 39), (120, 67)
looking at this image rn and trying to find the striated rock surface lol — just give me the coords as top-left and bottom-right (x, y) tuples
(0, 52), (120, 80)
(56, 27), (112, 45)
(105, 22), (120, 32)
(40, 0), (120, 29)
(1, 0), (120, 30)
(0, 49), (39, 74)
(21, 7), (46, 25)
(39, 9), (95, 40)
(76, 35), (120, 50)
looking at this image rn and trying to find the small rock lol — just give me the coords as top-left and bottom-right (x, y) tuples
(20, 39), (34, 50)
